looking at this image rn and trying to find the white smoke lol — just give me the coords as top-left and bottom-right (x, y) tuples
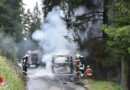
(32, 6), (76, 71)
(74, 6), (87, 16)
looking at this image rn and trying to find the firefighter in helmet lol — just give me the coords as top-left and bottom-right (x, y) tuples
(85, 65), (93, 78)
(76, 53), (85, 78)
(22, 54), (28, 76)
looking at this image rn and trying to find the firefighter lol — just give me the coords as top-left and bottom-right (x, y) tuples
(75, 59), (80, 72)
(22, 54), (28, 76)
(85, 65), (93, 78)
(76, 54), (85, 79)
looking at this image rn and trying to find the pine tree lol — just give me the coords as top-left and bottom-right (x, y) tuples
(22, 9), (32, 38)
(22, 2), (41, 39)
(30, 2), (41, 37)
(0, 0), (23, 42)
(103, 0), (130, 89)
(0, 0), (23, 59)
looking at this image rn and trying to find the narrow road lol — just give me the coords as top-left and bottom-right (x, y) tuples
(26, 67), (88, 90)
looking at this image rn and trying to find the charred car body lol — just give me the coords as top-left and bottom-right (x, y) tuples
(51, 55), (93, 81)
(51, 55), (79, 81)
(51, 55), (73, 74)
(27, 50), (41, 68)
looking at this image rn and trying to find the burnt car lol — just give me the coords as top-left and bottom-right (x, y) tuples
(51, 55), (73, 74)
(27, 50), (42, 68)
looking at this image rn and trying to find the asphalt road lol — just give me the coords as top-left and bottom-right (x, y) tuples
(26, 67), (87, 90)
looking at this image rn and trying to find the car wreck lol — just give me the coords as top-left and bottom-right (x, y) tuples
(51, 55), (73, 74)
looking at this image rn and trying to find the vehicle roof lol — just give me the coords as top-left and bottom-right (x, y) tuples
(52, 55), (71, 58)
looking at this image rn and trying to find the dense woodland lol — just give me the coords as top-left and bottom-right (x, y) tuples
(0, 0), (130, 90)
(0, 0), (41, 58)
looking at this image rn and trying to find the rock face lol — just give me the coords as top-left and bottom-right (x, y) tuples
(61, 3), (104, 56)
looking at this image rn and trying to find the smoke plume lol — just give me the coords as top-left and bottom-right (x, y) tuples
(32, 6), (76, 70)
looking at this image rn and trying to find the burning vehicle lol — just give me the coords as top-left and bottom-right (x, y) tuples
(51, 55), (73, 74)
(27, 50), (42, 68)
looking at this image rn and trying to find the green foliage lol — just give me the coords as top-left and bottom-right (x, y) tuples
(0, 0), (24, 59)
(90, 80), (123, 90)
(30, 2), (41, 36)
(104, 25), (130, 50)
(128, 47), (130, 54)
(103, 2), (130, 86)
(0, 56), (24, 90)
(22, 3), (41, 39)
(22, 9), (32, 38)
(103, 0), (130, 63)
(108, 0), (130, 27)
(0, 0), (23, 42)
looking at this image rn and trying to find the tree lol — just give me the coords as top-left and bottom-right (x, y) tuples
(19, 2), (42, 57)
(0, 0), (23, 42)
(22, 2), (41, 39)
(42, 0), (61, 18)
(22, 9), (32, 38)
(103, 0), (130, 89)
(42, 0), (103, 48)
(0, 0), (23, 59)
(30, 2), (41, 37)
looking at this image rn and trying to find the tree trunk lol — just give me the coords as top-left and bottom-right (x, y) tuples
(127, 61), (130, 90)
(121, 60), (128, 90)
(103, 0), (109, 38)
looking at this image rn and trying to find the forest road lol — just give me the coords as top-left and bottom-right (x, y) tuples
(26, 67), (88, 90)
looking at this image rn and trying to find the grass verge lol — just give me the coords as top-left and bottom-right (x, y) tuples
(0, 56), (24, 90)
(87, 79), (123, 90)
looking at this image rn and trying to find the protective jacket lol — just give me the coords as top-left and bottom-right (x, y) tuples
(22, 56), (28, 76)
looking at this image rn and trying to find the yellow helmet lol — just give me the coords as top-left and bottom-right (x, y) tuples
(24, 54), (28, 58)
(76, 53), (81, 59)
